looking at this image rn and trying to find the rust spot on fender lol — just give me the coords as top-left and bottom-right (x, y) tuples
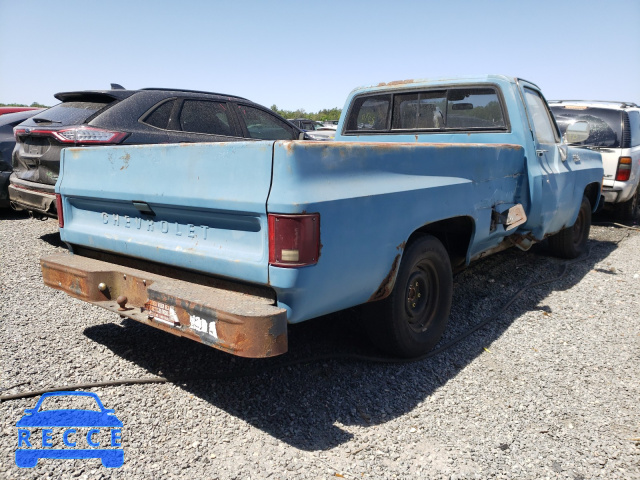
(397, 241), (406, 251)
(119, 153), (130, 170)
(368, 254), (401, 302)
(284, 141), (296, 153)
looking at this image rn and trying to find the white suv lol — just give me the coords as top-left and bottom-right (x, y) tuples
(550, 101), (640, 220)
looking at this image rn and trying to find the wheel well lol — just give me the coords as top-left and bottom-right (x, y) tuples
(407, 216), (474, 269)
(584, 182), (601, 210)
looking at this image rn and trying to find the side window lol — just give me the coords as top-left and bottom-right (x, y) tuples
(345, 94), (391, 131)
(237, 105), (295, 140)
(179, 100), (234, 136)
(628, 111), (640, 147)
(523, 88), (558, 144)
(392, 91), (446, 129)
(142, 99), (175, 129)
(446, 88), (506, 129)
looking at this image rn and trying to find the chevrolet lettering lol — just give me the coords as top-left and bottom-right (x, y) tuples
(101, 213), (210, 239)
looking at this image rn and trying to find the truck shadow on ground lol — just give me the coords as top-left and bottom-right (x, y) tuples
(83, 229), (631, 451)
(0, 209), (28, 220)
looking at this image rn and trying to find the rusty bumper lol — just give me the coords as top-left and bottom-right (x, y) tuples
(41, 253), (288, 358)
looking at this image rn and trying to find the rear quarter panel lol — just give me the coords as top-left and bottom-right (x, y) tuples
(267, 140), (526, 323)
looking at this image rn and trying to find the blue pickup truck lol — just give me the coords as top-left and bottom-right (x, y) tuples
(41, 75), (603, 358)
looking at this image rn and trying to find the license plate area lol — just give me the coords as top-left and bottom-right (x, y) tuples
(23, 136), (49, 157)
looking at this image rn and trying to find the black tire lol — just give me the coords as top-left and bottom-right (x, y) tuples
(615, 185), (639, 222)
(548, 195), (591, 259)
(366, 235), (453, 358)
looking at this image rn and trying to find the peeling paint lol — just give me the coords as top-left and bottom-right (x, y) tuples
(368, 254), (401, 302)
(376, 79), (416, 87)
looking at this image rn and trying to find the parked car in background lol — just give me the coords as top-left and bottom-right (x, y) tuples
(0, 107), (42, 117)
(550, 101), (640, 220)
(288, 118), (335, 139)
(0, 109), (43, 208)
(9, 87), (304, 218)
(287, 118), (319, 130)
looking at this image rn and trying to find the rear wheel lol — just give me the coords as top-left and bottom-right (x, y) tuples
(615, 185), (639, 222)
(548, 195), (591, 259)
(366, 235), (453, 358)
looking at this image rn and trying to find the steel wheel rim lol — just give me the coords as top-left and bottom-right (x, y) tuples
(405, 262), (438, 333)
(571, 207), (586, 247)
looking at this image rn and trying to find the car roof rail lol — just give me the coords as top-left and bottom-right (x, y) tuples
(141, 88), (248, 101)
(549, 100), (639, 108)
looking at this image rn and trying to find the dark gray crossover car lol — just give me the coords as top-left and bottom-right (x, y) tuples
(1, 109), (43, 208)
(10, 86), (303, 218)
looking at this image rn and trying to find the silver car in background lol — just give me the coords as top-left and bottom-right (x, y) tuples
(550, 101), (640, 220)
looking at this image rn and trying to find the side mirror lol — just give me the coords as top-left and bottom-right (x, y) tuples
(298, 131), (306, 140)
(564, 121), (590, 144)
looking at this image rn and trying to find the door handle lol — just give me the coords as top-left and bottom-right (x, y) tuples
(536, 149), (548, 157)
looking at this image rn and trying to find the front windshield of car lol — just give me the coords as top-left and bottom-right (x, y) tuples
(36, 395), (101, 412)
(551, 106), (623, 147)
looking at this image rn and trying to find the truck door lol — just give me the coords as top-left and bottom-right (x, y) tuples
(520, 84), (576, 236)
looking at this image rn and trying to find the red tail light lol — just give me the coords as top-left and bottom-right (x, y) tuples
(615, 156), (632, 182)
(268, 213), (320, 267)
(55, 194), (64, 228)
(14, 126), (127, 144)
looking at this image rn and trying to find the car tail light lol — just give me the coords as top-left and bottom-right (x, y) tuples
(268, 213), (320, 267)
(615, 157), (632, 182)
(14, 126), (127, 144)
(56, 194), (64, 228)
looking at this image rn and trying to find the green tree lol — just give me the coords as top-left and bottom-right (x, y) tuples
(271, 105), (341, 122)
(0, 102), (50, 108)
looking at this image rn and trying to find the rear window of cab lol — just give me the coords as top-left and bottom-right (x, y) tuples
(344, 86), (508, 134)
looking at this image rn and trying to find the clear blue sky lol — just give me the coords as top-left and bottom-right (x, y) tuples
(1, 0), (638, 112)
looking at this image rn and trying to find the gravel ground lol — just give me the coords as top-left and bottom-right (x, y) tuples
(1, 209), (639, 480)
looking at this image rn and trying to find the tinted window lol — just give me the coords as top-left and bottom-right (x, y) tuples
(237, 105), (295, 140)
(180, 100), (234, 136)
(446, 88), (506, 129)
(26, 101), (111, 126)
(392, 91), (446, 129)
(628, 111), (640, 147)
(346, 95), (391, 131)
(143, 99), (174, 129)
(524, 89), (558, 144)
(550, 106), (623, 148)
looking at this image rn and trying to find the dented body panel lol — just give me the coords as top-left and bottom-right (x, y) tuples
(267, 141), (529, 323)
(43, 75), (603, 358)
